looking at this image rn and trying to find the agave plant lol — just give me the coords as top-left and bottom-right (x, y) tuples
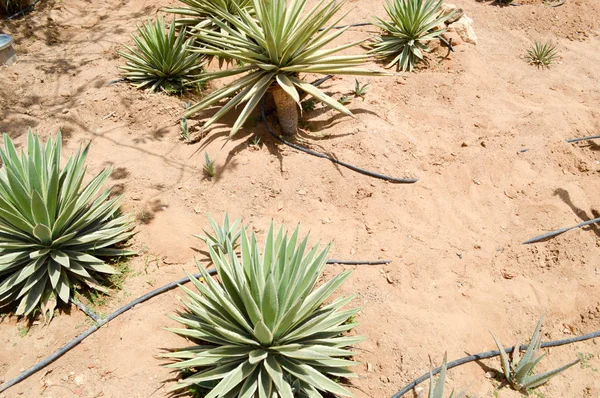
(490, 315), (580, 391)
(185, 0), (388, 136)
(0, 130), (135, 317)
(370, 0), (454, 72)
(419, 353), (465, 398)
(119, 17), (204, 93)
(164, 223), (361, 397)
(193, 213), (242, 255)
(526, 41), (558, 69)
(166, 0), (253, 31)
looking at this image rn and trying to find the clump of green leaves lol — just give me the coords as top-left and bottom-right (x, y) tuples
(0, 130), (135, 317)
(202, 152), (215, 178)
(180, 116), (191, 142)
(119, 17), (203, 93)
(526, 41), (558, 69)
(419, 353), (465, 398)
(351, 79), (370, 100)
(490, 315), (580, 392)
(370, 0), (454, 72)
(163, 223), (361, 397)
(193, 213), (242, 255)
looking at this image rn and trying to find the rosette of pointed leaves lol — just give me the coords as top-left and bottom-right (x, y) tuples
(119, 17), (204, 93)
(370, 0), (453, 72)
(491, 315), (580, 391)
(164, 223), (361, 397)
(185, 0), (388, 136)
(0, 130), (135, 316)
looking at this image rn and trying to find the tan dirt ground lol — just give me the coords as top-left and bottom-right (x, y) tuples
(1, 0), (600, 397)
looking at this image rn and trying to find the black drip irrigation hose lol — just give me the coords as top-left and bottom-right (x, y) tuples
(392, 329), (600, 398)
(0, 269), (217, 394)
(327, 259), (391, 265)
(4, 0), (41, 20)
(108, 77), (127, 85)
(565, 135), (600, 144)
(0, 258), (390, 393)
(69, 297), (102, 324)
(523, 216), (600, 244)
(260, 97), (418, 184)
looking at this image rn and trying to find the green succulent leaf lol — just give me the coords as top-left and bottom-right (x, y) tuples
(165, 222), (360, 397)
(0, 130), (135, 317)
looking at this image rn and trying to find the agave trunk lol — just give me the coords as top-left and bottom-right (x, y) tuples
(272, 85), (298, 136)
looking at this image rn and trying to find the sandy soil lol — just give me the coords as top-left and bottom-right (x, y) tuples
(1, 0), (600, 397)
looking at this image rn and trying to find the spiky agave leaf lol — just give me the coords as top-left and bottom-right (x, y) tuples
(193, 213), (242, 255)
(490, 315), (580, 391)
(369, 0), (453, 72)
(166, 0), (253, 31)
(185, 0), (390, 137)
(0, 130), (135, 317)
(420, 353), (465, 398)
(164, 223), (362, 397)
(118, 17), (204, 93)
(526, 41), (558, 69)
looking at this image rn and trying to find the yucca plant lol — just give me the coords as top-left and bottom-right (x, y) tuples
(119, 17), (204, 93)
(526, 41), (558, 69)
(370, 0), (454, 72)
(163, 223), (362, 397)
(0, 130), (135, 317)
(193, 213), (242, 255)
(419, 353), (465, 398)
(185, 0), (388, 136)
(490, 315), (580, 392)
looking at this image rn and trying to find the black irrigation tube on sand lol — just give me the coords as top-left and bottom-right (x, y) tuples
(260, 96), (418, 184)
(4, 0), (41, 20)
(0, 258), (389, 393)
(565, 135), (600, 143)
(70, 297), (102, 324)
(0, 269), (217, 394)
(327, 259), (391, 265)
(523, 216), (600, 244)
(392, 329), (600, 398)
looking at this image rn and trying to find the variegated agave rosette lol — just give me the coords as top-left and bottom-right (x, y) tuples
(164, 223), (362, 397)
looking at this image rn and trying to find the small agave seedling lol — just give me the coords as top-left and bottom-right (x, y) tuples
(526, 41), (558, 69)
(164, 223), (362, 397)
(180, 116), (191, 142)
(193, 213), (242, 255)
(490, 315), (580, 392)
(203, 152), (215, 178)
(418, 353), (465, 398)
(351, 79), (370, 100)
